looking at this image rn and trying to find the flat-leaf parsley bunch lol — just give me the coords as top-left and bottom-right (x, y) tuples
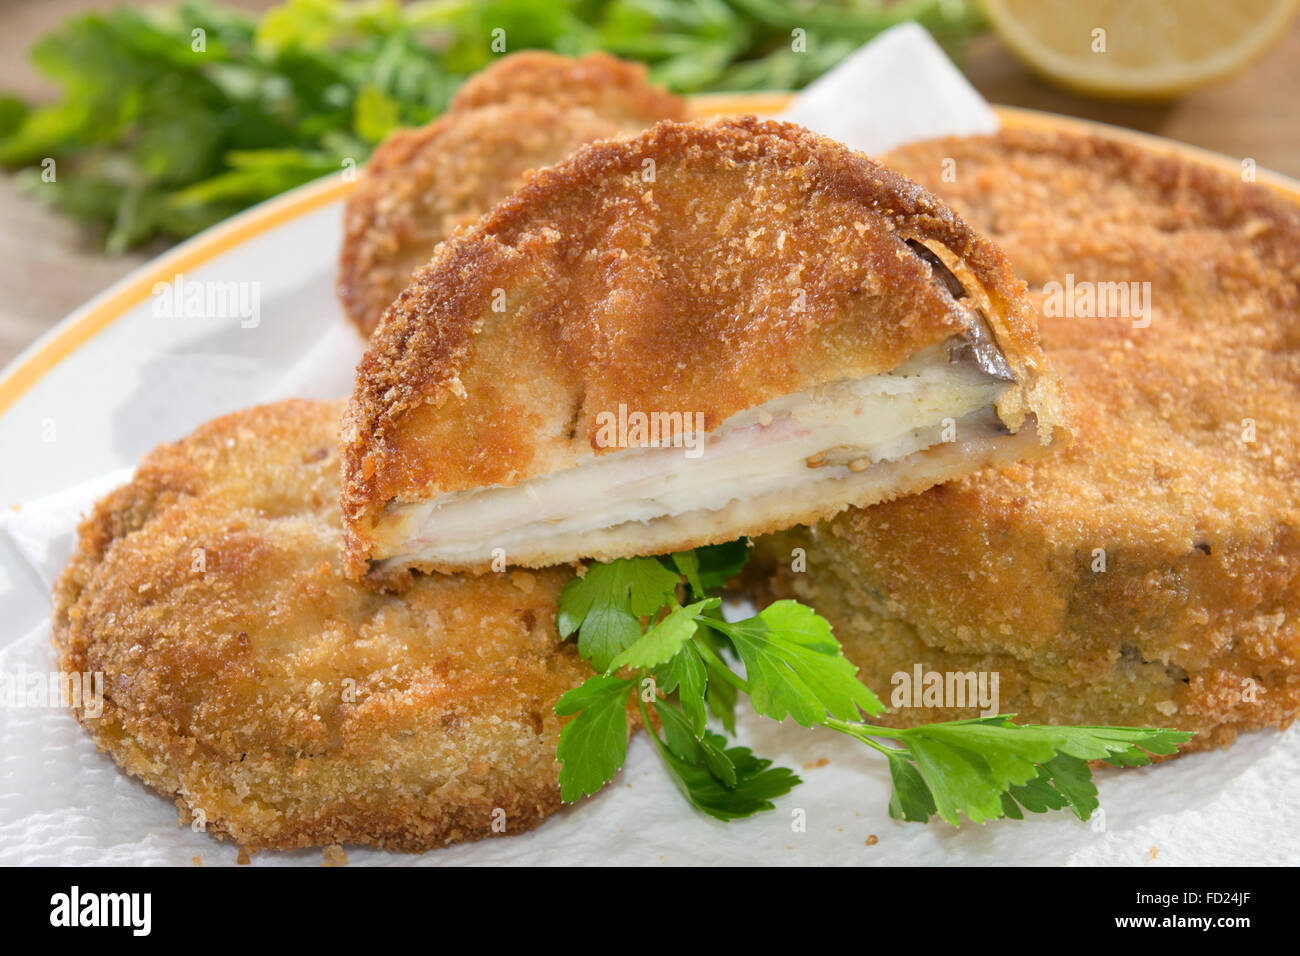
(554, 542), (1192, 825)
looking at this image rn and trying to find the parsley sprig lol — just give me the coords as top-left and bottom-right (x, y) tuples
(555, 544), (1193, 825)
(0, 0), (987, 251)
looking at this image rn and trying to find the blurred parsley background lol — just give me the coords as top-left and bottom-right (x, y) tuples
(0, 0), (986, 251)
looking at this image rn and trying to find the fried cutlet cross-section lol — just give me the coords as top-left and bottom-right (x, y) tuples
(53, 399), (595, 852)
(341, 117), (1067, 582)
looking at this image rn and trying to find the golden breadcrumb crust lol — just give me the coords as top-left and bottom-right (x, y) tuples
(52, 400), (596, 852)
(750, 129), (1300, 754)
(447, 50), (690, 126)
(341, 117), (1066, 581)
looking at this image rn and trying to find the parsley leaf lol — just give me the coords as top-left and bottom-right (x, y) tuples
(652, 727), (801, 822)
(656, 642), (708, 734)
(886, 752), (938, 823)
(606, 598), (718, 673)
(668, 551), (705, 598)
(666, 538), (750, 598)
(693, 538), (752, 590)
(655, 700), (737, 786)
(554, 675), (635, 803)
(700, 600), (884, 726)
(704, 667), (739, 735)
(695, 624), (740, 734)
(884, 718), (1195, 825)
(557, 557), (681, 672)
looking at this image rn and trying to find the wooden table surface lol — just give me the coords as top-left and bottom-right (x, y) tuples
(2, 1), (1298, 367)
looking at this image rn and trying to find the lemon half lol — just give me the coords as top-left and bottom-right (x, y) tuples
(984, 0), (1300, 99)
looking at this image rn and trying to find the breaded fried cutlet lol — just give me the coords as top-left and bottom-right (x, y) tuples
(750, 128), (1300, 753)
(447, 50), (690, 127)
(338, 52), (688, 337)
(341, 117), (1066, 582)
(52, 400), (597, 852)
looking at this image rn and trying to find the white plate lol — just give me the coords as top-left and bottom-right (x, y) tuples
(0, 172), (363, 643)
(2, 106), (1298, 866)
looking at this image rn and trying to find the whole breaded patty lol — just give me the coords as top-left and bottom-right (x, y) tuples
(751, 129), (1300, 753)
(52, 400), (592, 852)
(338, 52), (687, 337)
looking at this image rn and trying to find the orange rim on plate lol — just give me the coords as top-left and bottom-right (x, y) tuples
(2, 97), (1298, 419)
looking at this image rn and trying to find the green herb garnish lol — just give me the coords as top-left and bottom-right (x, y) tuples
(0, 0), (986, 250)
(555, 546), (1193, 825)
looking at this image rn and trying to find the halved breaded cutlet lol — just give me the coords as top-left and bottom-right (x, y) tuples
(341, 118), (1067, 582)
(749, 128), (1300, 753)
(53, 400), (597, 852)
